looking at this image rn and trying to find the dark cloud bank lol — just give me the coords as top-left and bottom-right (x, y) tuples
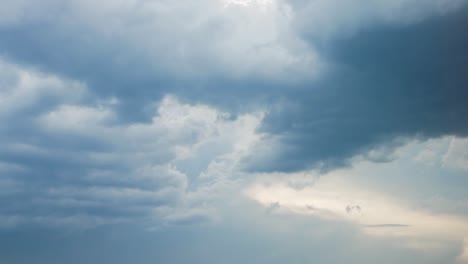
(248, 5), (468, 171)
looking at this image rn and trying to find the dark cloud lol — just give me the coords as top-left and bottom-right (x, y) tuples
(0, 62), (249, 227)
(0, 56), (269, 229)
(346, 205), (361, 214)
(246, 6), (468, 171)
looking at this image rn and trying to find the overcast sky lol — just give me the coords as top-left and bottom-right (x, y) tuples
(0, 0), (468, 263)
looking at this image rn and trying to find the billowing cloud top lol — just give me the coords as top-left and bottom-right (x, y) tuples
(0, 0), (467, 263)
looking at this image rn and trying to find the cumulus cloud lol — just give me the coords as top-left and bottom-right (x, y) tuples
(0, 58), (264, 228)
(0, 59), (85, 119)
(0, 0), (320, 82)
(0, 1), (467, 263)
(0, 0), (463, 89)
(0, 1), (466, 174)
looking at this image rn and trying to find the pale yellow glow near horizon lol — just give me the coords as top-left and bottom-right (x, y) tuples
(247, 177), (468, 258)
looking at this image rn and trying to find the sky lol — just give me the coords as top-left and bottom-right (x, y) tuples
(0, 0), (467, 263)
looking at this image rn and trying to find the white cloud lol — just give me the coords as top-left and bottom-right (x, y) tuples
(57, 0), (320, 79)
(394, 136), (468, 171)
(35, 96), (264, 226)
(39, 105), (116, 135)
(3, 0), (463, 81)
(0, 58), (85, 119)
(444, 137), (468, 171)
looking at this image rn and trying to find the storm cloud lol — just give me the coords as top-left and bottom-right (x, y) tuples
(248, 5), (468, 171)
(0, 0), (467, 263)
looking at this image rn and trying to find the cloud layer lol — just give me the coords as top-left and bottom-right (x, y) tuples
(0, 0), (467, 263)
(247, 5), (468, 171)
(0, 59), (263, 228)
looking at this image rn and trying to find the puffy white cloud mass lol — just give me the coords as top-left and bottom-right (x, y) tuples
(0, 0), (464, 81)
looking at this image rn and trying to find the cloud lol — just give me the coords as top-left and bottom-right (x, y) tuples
(0, 58), (264, 228)
(444, 137), (468, 171)
(246, 137), (468, 260)
(290, 0), (464, 39)
(0, 59), (86, 119)
(0, 0), (463, 93)
(0, 0), (466, 174)
(0, 1), (467, 263)
(246, 5), (468, 171)
(0, 0), (319, 84)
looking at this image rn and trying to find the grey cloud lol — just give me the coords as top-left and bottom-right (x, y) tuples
(0, 0), (467, 225)
(0, 60), (262, 228)
(265, 202), (281, 214)
(0, 2), (467, 263)
(246, 5), (468, 171)
(0, 0), (314, 94)
(0, 0), (459, 111)
(346, 205), (362, 214)
(289, 0), (465, 40)
(1, 199), (463, 264)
